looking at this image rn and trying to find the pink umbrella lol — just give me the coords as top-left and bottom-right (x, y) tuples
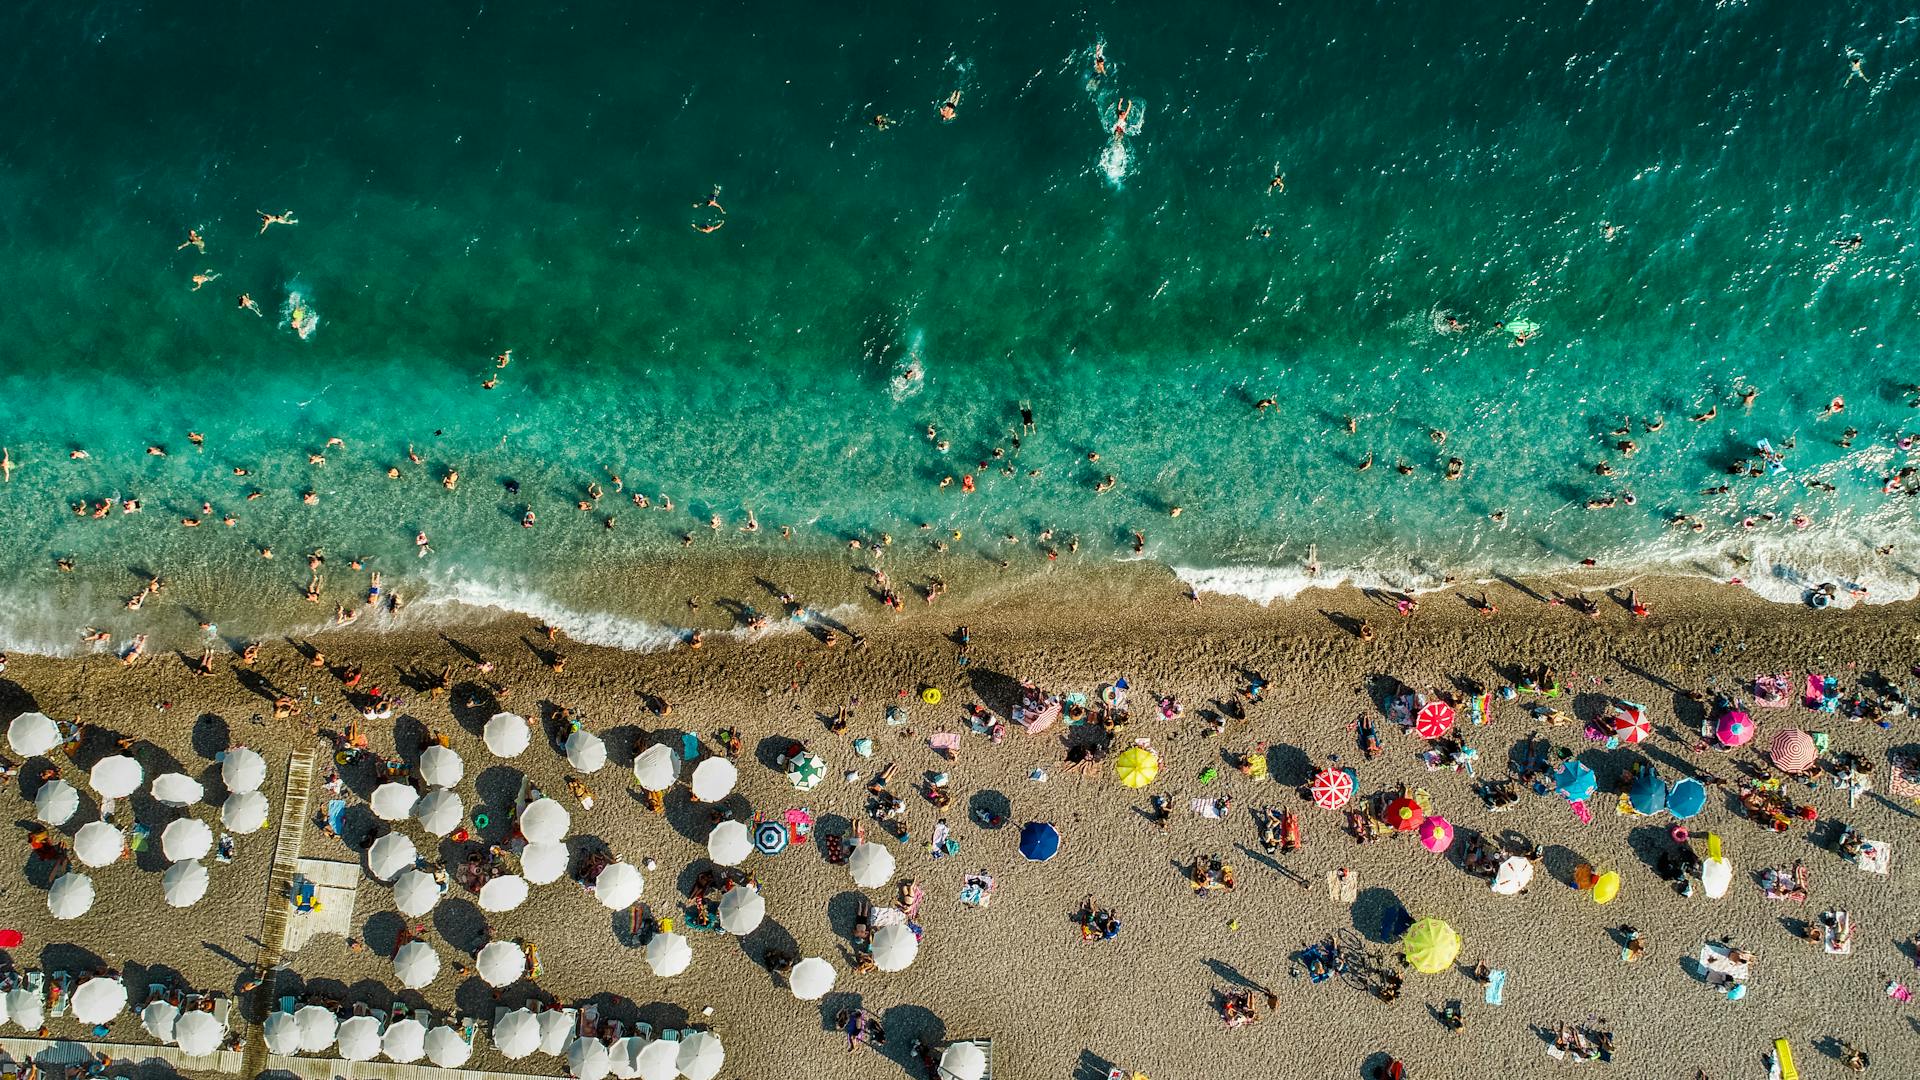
(1611, 703), (1651, 744)
(1308, 768), (1353, 810)
(1414, 702), (1455, 739)
(1769, 729), (1816, 774)
(1715, 709), (1755, 748)
(1418, 815), (1453, 853)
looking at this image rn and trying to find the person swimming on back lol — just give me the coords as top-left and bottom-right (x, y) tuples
(177, 229), (205, 252)
(257, 209), (297, 234)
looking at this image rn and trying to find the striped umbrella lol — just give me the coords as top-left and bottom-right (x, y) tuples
(1769, 729), (1816, 774)
(1414, 702), (1455, 739)
(1309, 768), (1353, 810)
(753, 819), (790, 855)
(1611, 702), (1651, 744)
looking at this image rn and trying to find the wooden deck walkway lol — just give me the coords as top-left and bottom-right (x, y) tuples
(237, 747), (316, 1077)
(0, 1037), (550, 1080)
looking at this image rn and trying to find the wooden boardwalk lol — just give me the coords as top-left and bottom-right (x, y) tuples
(238, 747), (317, 1077)
(0, 1037), (548, 1080)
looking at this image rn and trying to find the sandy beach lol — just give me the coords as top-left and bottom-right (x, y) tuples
(3, 564), (1917, 1079)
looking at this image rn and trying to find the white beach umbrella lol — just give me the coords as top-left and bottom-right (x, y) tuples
(142, 1000), (180, 1043)
(162, 817), (213, 862)
(338, 1014), (382, 1060)
(565, 730), (607, 774)
(789, 957), (836, 1001)
(151, 772), (205, 807)
(484, 713), (531, 758)
(413, 788), (463, 836)
(718, 887), (765, 935)
(7, 711), (59, 756)
(72, 977), (127, 1024)
(221, 748), (267, 794)
(690, 757), (737, 801)
(631, 744), (677, 791)
(261, 1011), (299, 1055)
(1490, 856), (1535, 896)
(521, 841), (569, 885)
(595, 861), (643, 909)
(8, 988), (45, 1031)
(366, 832), (418, 881)
(371, 782), (419, 821)
(221, 789), (269, 834)
(939, 1041), (988, 1080)
(419, 744), (464, 788)
(634, 1039), (678, 1080)
(163, 860), (209, 907)
(706, 820), (752, 867)
(537, 1009), (576, 1055)
(568, 1036), (611, 1080)
(174, 1009), (223, 1057)
(644, 932), (692, 977)
(424, 1025), (472, 1068)
(89, 754), (142, 799)
(295, 1004), (339, 1052)
(393, 867), (441, 917)
(872, 922), (919, 972)
(520, 797), (570, 843)
(383, 1017), (427, 1062)
(34, 779), (80, 825)
(476, 940), (526, 987)
(607, 1036), (644, 1079)
(73, 820), (126, 867)
(848, 842), (895, 888)
(394, 941), (440, 989)
(675, 1032), (725, 1080)
(48, 872), (94, 919)
(479, 873), (529, 912)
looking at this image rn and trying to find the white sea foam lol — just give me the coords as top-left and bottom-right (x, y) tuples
(399, 569), (687, 652)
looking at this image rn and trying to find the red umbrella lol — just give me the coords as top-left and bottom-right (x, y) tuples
(1384, 796), (1424, 831)
(1611, 703), (1650, 744)
(1414, 702), (1455, 739)
(1309, 768), (1354, 810)
(0, 929), (20, 948)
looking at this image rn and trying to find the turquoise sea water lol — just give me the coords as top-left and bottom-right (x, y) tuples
(1, 3), (1918, 651)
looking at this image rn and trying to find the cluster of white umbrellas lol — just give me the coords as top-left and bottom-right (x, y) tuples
(72, 978), (225, 1056)
(488, 1007), (724, 1080)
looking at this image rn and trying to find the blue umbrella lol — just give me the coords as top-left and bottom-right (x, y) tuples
(1018, 821), (1060, 862)
(1627, 767), (1667, 816)
(1667, 777), (1708, 820)
(1553, 761), (1597, 802)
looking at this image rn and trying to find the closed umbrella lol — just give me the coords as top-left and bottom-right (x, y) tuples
(419, 745), (464, 788)
(8, 988), (45, 1031)
(569, 1036), (611, 1080)
(413, 788), (463, 836)
(34, 779), (80, 825)
(90, 755), (142, 799)
(1113, 745), (1159, 787)
(872, 922), (919, 971)
(521, 841), (569, 885)
(645, 932), (692, 976)
(1018, 821), (1061, 861)
(151, 772), (204, 807)
(1668, 777), (1708, 820)
(1400, 917), (1461, 974)
(538, 1009), (575, 1055)
(1490, 856), (1534, 895)
(675, 1032), (724, 1080)
(789, 957), (836, 1001)
(338, 1014), (382, 1061)
(848, 841), (895, 887)
(1417, 816), (1453, 853)
(143, 1000), (181, 1043)
(262, 1010), (299, 1055)
(221, 748), (267, 794)
(476, 940), (526, 986)
(162, 817), (213, 862)
(295, 1004), (339, 1052)
(608, 1036), (644, 1079)
(632, 744), (678, 791)
(484, 713), (530, 758)
(74, 821), (125, 867)
(690, 757), (737, 801)
(939, 1041), (988, 1080)
(383, 1017), (427, 1062)
(708, 820), (752, 866)
(7, 711), (59, 756)
(1414, 701), (1455, 739)
(366, 833), (417, 881)
(221, 790), (269, 834)
(493, 1009), (540, 1059)
(1383, 797), (1424, 831)
(162, 860), (209, 907)
(392, 867), (441, 917)
(1553, 761), (1597, 802)
(48, 872), (94, 918)
(174, 1009), (223, 1057)
(371, 782), (419, 821)
(520, 797), (570, 843)
(479, 873), (528, 912)
(596, 862), (644, 909)
(1611, 702), (1651, 744)
(717, 886), (765, 934)
(785, 751), (825, 790)
(72, 977), (127, 1024)
(565, 730), (607, 774)
(1715, 709), (1755, 748)
(634, 1039), (679, 1080)
(394, 941), (440, 989)
(1770, 729), (1817, 774)
(424, 1025), (472, 1068)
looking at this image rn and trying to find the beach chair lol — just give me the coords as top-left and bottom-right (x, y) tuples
(278, 996), (298, 1015)
(291, 878), (319, 914)
(632, 1022), (653, 1041)
(47, 971), (71, 1017)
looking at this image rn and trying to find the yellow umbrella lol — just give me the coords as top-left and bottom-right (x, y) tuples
(1114, 746), (1159, 788)
(1592, 870), (1621, 905)
(1401, 917), (1461, 974)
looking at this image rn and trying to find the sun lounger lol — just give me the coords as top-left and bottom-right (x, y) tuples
(47, 971), (70, 1017)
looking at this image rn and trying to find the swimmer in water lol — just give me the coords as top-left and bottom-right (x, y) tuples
(871, 113), (893, 131)
(0, 447), (11, 483)
(191, 270), (220, 291)
(1644, 417), (1665, 432)
(693, 220), (723, 234)
(1112, 98), (1132, 136)
(256, 209), (297, 234)
(696, 187), (724, 214)
(1846, 51), (1867, 86)
(939, 90), (961, 121)
(1093, 42), (1107, 77)
(1601, 222), (1621, 241)
(177, 229), (205, 252)
(1357, 452), (1373, 472)
(482, 374), (498, 389)
(495, 350), (512, 368)
(1691, 405), (1718, 423)
(1268, 165), (1284, 195)
(1820, 396), (1845, 419)
(1020, 401), (1035, 432)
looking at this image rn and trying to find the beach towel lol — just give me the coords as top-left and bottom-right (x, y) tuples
(1189, 797), (1227, 818)
(680, 732), (701, 761)
(326, 799), (348, 837)
(1754, 674), (1790, 707)
(1856, 840), (1890, 875)
(928, 733), (960, 757)
(1570, 800), (1593, 825)
(1483, 969), (1506, 1005)
(1326, 868), (1358, 903)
